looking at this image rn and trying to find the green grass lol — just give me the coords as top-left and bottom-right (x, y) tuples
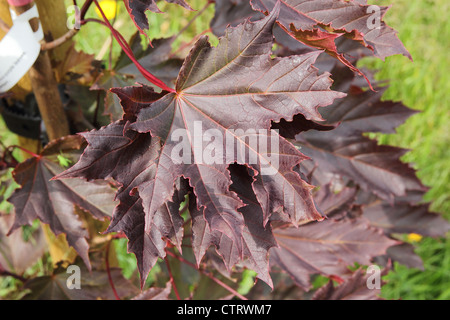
(361, 0), (450, 216)
(360, 0), (450, 299)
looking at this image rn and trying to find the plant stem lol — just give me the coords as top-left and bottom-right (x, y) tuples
(164, 257), (181, 300)
(9, 145), (40, 158)
(0, 270), (27, 283)
(106, 240), (120, 300)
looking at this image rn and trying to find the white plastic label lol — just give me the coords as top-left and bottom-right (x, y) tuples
(0, 5), (43, 93)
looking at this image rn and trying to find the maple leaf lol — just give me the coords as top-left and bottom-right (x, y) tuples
(58, 4), (343, 284)
(270, 218), (398, 291)
(210, 0), (263, 37)
(7, 136), (117, 269)
(318, 86), (419, 136)
(297, 129), (426, 202)
(190, 164), (278, 287)
(124, 0), (193, 35)
(250, 0), (411, 88)
(363, 202), (450, 238)
(126, 4), (343, 237)
(294, 77), (426, 201)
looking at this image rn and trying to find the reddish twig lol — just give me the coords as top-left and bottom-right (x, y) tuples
(164, 256), (181, 300)
(80, 0), (94, 20)
(92, 0), (175, 93)
(105, 240), (121, 300)
(9, 145), (40, 158)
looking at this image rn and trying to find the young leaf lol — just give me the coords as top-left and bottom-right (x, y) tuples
(363, 202), (450, 238)
(126, 4), (343, 236)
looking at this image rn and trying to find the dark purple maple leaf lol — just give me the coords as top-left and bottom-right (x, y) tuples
(54, 122), (183, 287)
(7, 136), (117, 269)
(91, 34), (181, 121)
(270, 218), (398, 291)
(190, 164), (278, 287)
(250, 0), (411, 88)
(127, 4), (343, 238)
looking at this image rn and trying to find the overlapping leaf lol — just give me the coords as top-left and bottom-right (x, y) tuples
(92, 33), (182, 121)
(128, 5), (343, 236)
(210, 0), (263, 36)
(57, 5), (345, 286)
(363, 202), (450, 238)
(7, 136), (117, 269)
(250, 0), (411, 87)
(311, 268), (386, 300)
(294, 81), (426, 201)
(190, 164), (278, 287)
(250, 0), (411, 60)
(270, 218), (397, 290)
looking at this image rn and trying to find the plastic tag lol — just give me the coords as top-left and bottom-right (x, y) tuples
(0, 5), (43, 93)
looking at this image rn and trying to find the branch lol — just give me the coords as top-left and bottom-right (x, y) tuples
(0, 17), (10, 32)
(41, 29), (79, 51)
(0, 270), (27, 283)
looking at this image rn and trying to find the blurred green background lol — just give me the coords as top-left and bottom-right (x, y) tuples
(359, 0), (450, 299)
(1, 0), (448, 299)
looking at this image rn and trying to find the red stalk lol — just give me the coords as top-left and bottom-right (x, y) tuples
(92, 0), (175, 93)
(9, 145), (40, 159)
(106, 240), (121, 300)
(164, 257), (181, 300)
